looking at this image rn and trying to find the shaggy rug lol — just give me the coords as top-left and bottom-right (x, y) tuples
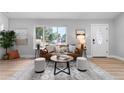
(31, 61), (115, 80)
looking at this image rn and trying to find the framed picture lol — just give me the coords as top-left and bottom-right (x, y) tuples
(15, 28), (28, 45)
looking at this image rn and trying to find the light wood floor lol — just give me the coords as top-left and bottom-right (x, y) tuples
(0, 59), (33, 80)
(91, 58), (124, 80)
(0, 58), (124, 80)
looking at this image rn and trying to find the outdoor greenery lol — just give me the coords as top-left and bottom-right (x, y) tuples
(61, 34), (66, 42)
(36, 27), (43, 39)
(0, 30), (16, 55)
(44, 28), (58, 44)
(36, 27), (66, 44)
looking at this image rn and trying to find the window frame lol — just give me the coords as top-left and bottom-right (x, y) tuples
(34, 25), (67, 49)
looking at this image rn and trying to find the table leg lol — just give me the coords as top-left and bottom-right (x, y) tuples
(54, 62), (57, 75)
(67, 62), (70, 75)
(54, 62), (71, 75)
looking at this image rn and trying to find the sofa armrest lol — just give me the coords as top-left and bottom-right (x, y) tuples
(75, 48), (80, 54)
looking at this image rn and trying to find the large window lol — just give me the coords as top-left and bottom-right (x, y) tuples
(35, 26), (67, 46)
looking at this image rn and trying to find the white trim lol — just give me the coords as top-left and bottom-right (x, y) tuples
(91, 24), (93, 57)
(87, 55), (92, 58)
(108, 55), (124, 61)
(91, 24), (109, 57)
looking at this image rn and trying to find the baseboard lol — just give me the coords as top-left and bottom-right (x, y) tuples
(87, 55), (92, 58)
(108, 55), (124, 61)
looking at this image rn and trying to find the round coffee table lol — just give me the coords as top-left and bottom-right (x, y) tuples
(50, 55), (73, 75)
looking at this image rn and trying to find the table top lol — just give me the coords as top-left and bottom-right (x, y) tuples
(50, 55), (73, 63)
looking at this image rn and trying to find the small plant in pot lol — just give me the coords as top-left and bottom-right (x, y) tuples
(0, 30), (16, 60)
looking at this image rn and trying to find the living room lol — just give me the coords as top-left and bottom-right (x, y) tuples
(1, 0), (124, 92)
(0, 12), (124, 80)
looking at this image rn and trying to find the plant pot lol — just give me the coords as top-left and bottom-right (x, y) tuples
(2, 54), (9, 60)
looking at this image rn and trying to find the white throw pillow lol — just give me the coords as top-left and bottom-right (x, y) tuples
(68, 44), (76, 53)
(46, 45), (55, 53)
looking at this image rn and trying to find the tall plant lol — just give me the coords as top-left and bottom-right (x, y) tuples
(0, 30), (16, 55)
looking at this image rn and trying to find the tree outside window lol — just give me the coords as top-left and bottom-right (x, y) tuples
(35, 26), (67, 45)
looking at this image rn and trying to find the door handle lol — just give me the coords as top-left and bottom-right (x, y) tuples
(93, 39), (95, 44)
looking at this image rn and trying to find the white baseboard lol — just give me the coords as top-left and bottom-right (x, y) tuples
(108, 55), (124, 61)
(87, 55), (92, 58)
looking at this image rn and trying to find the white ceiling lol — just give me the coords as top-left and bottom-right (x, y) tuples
(4, 12), (120, 19)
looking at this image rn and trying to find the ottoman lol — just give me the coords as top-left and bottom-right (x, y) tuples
(35, 58), (46, 73)
(76, 57), (88, 72)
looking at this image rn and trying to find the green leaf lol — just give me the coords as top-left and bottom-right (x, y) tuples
(0, 30), (16, 54)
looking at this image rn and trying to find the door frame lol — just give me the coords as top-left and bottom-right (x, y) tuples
(91, 24), (109, 57)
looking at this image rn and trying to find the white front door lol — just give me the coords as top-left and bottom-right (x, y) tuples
(91, 24), (109, 57)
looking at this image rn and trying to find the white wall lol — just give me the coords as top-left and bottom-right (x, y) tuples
(0, 13), (8, 30)
(0, 13), (8, 58)
(113, 13), (124, 58)
(9, 19), (113, 58)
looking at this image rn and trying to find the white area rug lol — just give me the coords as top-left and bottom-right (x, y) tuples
(31, 61), (115, 80)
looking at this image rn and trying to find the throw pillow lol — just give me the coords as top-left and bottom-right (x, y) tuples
(8, 50), (20, 59)
(46, 45), (55, 53)
(68, 44), (76, 53)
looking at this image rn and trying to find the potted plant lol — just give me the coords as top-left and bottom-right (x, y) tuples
(0, 30), (16, 59)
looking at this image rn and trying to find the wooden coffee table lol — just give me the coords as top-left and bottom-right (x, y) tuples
(50, 55), (73, 75)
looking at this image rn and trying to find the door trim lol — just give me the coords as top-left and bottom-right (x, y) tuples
(91, 24), (109, 57)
